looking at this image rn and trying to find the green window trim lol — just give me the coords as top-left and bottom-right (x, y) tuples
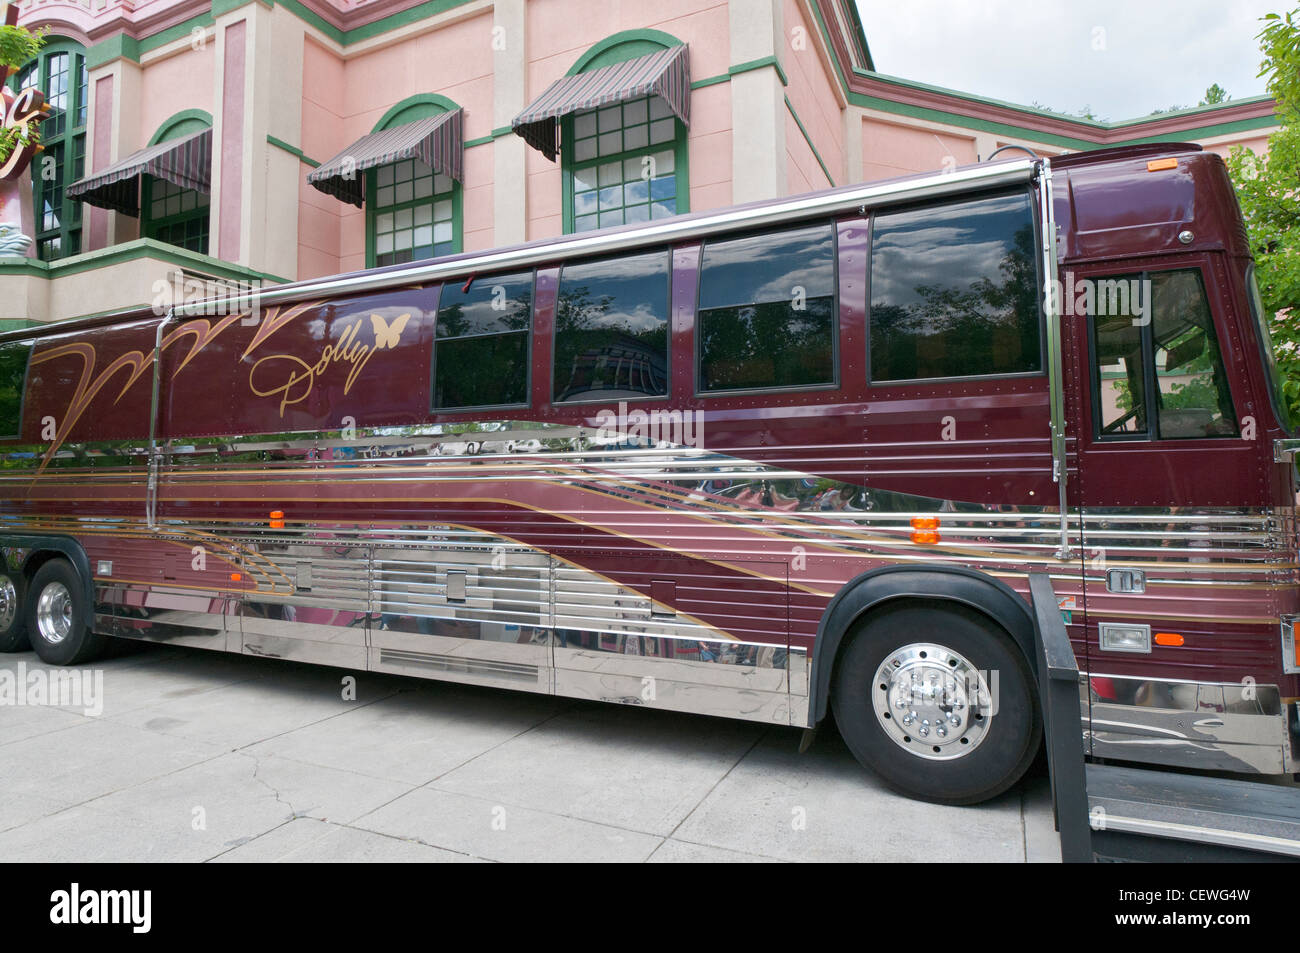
(561, 106), (690, 235)
(363, 98), (464, 269)
(364, 160), (462, 269)
(149, 109), (214, 145)
(12, 38), (89, 262)
(140, 173), (211, 254)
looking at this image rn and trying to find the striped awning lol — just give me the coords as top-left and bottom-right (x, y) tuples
(67, 128), (212, 217)
(307, 109), (464, 208)
(512, 45), (690, 161)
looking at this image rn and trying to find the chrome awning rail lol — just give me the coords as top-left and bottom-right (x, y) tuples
(172, 158), (1039, 317)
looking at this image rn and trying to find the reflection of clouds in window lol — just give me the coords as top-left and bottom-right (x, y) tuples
(869, 190), (1039, 381)
(437, 273), (533, 338)
(561, 300), (664, 334)
(558, 251), (669, 335)
(871, 240), (1009, 311)
(700, 226), (835, 309)
(554, 251), (670, 401)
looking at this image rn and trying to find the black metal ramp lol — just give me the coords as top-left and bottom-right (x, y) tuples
(1087, 764), (1300, 861)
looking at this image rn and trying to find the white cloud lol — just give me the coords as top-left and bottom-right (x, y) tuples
(855, 0), (1276, 120)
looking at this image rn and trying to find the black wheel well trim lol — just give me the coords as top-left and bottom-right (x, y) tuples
(808, 564), (1038, 725)
(0, 535), (95, 612)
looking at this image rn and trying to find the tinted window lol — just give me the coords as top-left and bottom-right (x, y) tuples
(1091, 273), (1148, 437)
(554, 250), (670, 402)
(433, 272), (532, 409)
(1090, 269), (1237, 440)
(697, 224), (835, 392)
(0, 342), (28, 438)
(870, 191), (1040, 382)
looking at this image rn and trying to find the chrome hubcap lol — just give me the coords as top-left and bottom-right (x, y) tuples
(36, 581), (73, 644)
(873, 642), (993, 760)
(0, 577), (15, 631)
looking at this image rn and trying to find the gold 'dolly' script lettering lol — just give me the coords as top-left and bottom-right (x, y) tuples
(249, 313), (411, 416)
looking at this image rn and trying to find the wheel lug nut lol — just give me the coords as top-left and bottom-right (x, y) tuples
(936, 727), (946, 738)
(919, 727), (929, 737)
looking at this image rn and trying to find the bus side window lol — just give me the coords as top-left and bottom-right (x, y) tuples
(0, 341), (31, 440)
(696, 223), (836, 393)
(1089, 268), (1237, 440)
(553, 249), (670, 402)
(1151, 270), (1236, 438)
(432, 271), (533, 410)
(869, 190), (1040, 383)
(1090, 273), (1148, 438)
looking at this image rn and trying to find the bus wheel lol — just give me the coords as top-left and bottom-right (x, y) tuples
(0, 571), (28, 652)
(26, 560), (105, 666)
(832, 602), (1040, 806)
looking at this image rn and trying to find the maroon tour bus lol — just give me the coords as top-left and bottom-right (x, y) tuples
(0, 142), (1295, 804)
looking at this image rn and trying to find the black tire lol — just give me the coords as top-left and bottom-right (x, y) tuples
(832, 601), (1041, 806)
(0, 570), (28, 652)
(25, 559), (105, 666)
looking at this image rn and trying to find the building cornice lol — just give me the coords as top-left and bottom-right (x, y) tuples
(813, 0), (1279, 146)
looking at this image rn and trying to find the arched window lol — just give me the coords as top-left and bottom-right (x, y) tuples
(366, 97), (462, 268)
(560, 35), (690, 234)
(11, 38), (88, 260)
(142, 111), (213, 253)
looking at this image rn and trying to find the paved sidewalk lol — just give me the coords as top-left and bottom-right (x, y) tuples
(0, 644), (1060, 862)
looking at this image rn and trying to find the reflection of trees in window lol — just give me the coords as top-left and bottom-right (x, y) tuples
(554, 250), (670, 401)
(1095, 269), (1236, 440)
(0, 343), (30, 439)
(433, 273), (533, 410)
(870, 192), (1041, 382)
(698, 224), (836, 392)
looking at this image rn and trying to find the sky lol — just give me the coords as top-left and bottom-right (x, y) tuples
(854, 0), (1281, 121)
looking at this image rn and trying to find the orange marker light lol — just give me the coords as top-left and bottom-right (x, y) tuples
(1147, 157), (1178, 172)
(1154, 632), (1184, 647)
(230, 572), (242, 582)
(269, 510), (285, 529)
(909, 516), (941, 544)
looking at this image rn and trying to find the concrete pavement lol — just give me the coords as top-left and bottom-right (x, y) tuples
(0, 644), (1060, 862)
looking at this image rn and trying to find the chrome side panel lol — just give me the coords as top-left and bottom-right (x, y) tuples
(1086, 673), (1295, 774)
(368, 541), (553, 694)
(553, 639), (803, 725)
(237, 537), (369, 669)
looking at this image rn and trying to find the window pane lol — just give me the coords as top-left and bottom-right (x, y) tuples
(698, 224), (836, 391)
(554, 250), (670, 401)
(870, 190), (1040, 382)
(436, 271), (532, 339)
(0, 342), (31, 438)
(699, 224), (835, 310)
(433, 333), (529, 409)
(1091, 283), (1148, 438)
(1151, 269), (1237, 438)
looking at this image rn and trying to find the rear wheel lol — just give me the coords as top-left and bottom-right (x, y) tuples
(832, 602), (1040, 805)
(26, 559), (105, 666)
(0, 570), (28, 652)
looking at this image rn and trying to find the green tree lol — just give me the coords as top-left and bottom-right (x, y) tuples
(1227, 9), (1300, 419)
(1200, 82), (1231, 106)
(0, 23), (45, 166)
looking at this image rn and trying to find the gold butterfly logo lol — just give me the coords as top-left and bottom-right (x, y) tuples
(371, 313), (411, 350)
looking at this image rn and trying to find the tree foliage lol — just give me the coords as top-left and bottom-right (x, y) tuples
(0, 24), (43, 71)
(1227, 8), (1300, 418)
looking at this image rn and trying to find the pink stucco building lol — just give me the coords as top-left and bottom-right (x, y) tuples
(0, 0), (1281, 324)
